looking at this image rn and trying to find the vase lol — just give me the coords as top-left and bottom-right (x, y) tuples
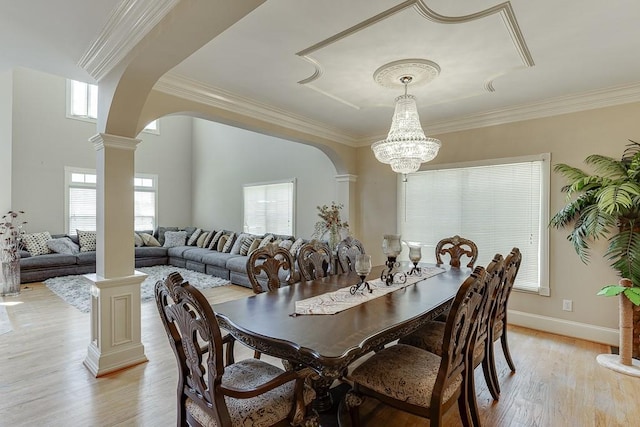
(1, 260), (20, 297)
(328, 225), (341, 254)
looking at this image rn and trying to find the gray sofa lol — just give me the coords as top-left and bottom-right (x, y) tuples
(19, 229), (303, 289)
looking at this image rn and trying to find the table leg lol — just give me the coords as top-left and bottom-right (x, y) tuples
(312, 375), (335, 412)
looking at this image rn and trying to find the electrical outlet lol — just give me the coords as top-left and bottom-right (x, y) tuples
(562, 299), (573, 312)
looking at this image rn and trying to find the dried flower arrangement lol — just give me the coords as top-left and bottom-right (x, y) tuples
(0, 210), (27, 262)
(312, 202), (348, 250)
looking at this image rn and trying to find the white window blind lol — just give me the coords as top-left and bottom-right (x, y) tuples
(243, 180), (295, 235)
(399, 154), (549, 294)
(65, 167), (158, 233)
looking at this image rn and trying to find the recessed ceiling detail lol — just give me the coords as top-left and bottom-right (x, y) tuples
(373, 59), (441, 89)
(296, 0), (534, 109)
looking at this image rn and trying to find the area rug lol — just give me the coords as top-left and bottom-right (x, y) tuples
(44, 265), (231, 313)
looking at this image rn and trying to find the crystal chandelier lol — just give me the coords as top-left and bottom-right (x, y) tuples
(371, 76), (441, 175)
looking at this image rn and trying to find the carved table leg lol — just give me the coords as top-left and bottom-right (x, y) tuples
(312, 375), (335, 412)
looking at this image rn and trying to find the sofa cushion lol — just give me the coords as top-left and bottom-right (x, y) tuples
(47, 237), (80, 255)
(155, 226), (179, 246)
(182, 248), (215, 263)
(208, 230), (224, 250)
(23, 232), (53, 256)
(20, 253), (77, 268)
(166, 245), (196, 258)
(135, 246), (168, 258)
(187, 228), (202, 246)
(163, 230), (187, 248)
(201, 252), (242, 269)
(76, 251), (97, 265)
(225, 255), (251, 273)
(77, 230), (97, 252)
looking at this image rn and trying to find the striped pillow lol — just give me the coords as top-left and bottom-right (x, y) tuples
(203, 230), (216, 248)
(222, 232), (236, 253)
(209, 230), (225, 250)
(240, 236), (256, 256)
(187, 228), (202, 246)
(258, 234), (274, 249)
(196, 232), (209, 248)
(217, 235), (228, 252)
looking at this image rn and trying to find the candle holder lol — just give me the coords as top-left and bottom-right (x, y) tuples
(380, 234), (406, 286)
(350, 254), (373, 294)
(407, 242), (422, 276)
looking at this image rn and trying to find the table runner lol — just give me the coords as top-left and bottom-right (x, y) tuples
(293, 266), (446, 315)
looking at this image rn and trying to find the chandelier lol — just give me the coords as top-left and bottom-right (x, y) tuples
(371, 75), (441, 175)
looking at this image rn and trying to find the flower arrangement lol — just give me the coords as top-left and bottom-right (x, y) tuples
(0, 210), (27, 263)
(312, 202), (348, 251)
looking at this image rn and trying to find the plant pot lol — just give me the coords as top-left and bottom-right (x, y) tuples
(1, 260), (20, 297)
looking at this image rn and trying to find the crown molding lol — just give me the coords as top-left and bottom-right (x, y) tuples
(78, 0), (179, 81)
(154, 73), (359, 146)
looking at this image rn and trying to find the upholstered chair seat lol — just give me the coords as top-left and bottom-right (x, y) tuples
(185, 358), (316, 427)
(399, 320), (446, 356)
(348, 344), (462, 407)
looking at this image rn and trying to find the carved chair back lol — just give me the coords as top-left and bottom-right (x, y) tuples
(473, 254), (505, 364)
(494, 247), (522, 339)
(297, 240), (333, 281)
(435, 235), (479, 268)
(154, 271), (232, 427)
(336, 236), (365, 273)
(246, 243), (297, 293)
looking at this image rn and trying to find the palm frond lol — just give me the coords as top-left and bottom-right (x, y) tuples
(581, 204), (616, 240)
(622, 140), (640, 163)
(607, 228), (640, 287)
(549, 190), (598, 229)
(567, 215), (592, 263)
(585, 154), (628, 179)
(596, 182), (640, 214)
(553, 164), (588, 183)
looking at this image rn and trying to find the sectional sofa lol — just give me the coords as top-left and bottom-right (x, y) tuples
(19, 227), (307, 288)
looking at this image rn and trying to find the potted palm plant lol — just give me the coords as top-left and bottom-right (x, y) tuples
(550, 141), (640, 373)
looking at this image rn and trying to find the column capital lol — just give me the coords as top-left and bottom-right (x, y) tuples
(90, 133), (141, 151)
(335, 174), (358, 183)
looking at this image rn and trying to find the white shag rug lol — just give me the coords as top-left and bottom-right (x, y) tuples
(44, 265), (231, 313)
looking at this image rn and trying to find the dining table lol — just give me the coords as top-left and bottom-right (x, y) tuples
(213, 263), (472, 412)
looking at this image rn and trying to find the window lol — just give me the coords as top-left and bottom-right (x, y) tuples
(65, 167), (158, 233)
(398, 154), (550, 295)
(243, 180), (295, 235)
(67, 80), (158, 132)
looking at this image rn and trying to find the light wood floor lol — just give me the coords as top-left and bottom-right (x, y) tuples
(1, 282), (638, 427)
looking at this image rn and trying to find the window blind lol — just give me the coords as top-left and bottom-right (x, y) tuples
(399, 155), (549, 293)
(243, 181), (294, 235)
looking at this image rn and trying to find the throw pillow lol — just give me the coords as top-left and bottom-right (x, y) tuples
(187, 228), (202, 246)
(23, 232), (53, 256)
(217, 235), (228, 252)
(231, 233), (251, 254)
(222, 232), (236, 253)
(239, 235), (257, 256)
(134, 232), (144, 247)
(77, 230), (97, 252)
(139, 232), (161, 247)
(163, 230), (187, 248)
(208, 230), (225, 250)
(155, 226), (178, 246)
(258, 234), (274, 249)
(47, 237), (80, 255)
(196, 231), (209, 248)
(279, 239), (293, 250)
(289, 238), (306, 257)
(203, 230), (216, 248)
(248, 238), (261, 255)
(183, 226), (198, 240)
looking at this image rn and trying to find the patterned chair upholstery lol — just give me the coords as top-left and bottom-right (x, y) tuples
(155, 272), (317, 427)
(336, 236), (365, 273)
(297, 240), (333, 281)
(435, 235), (478, 268)
(246, 243), (297, 294)
(345, 267), (488, 427)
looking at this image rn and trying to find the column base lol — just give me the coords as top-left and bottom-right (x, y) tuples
(84, 341), (148, 377)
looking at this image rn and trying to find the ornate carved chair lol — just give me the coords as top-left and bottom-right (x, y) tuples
(435, 235), (478, 268)
(491, 247), (522, 393)
(154, 272), (318, 427)
(345, 267), (488, 427)
(336, 236), (365, 273)
(246, 243), (297, 294)
(297, 240), (333, 281)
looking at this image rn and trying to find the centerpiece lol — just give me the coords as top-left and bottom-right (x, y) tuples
(312, 202), (349, 253)
(1, 210), (26, 296)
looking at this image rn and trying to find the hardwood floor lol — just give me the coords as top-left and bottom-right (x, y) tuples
(1, 281), (638, 426)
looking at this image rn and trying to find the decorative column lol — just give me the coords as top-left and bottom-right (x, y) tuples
(335, 174), (357, 233)
(83, 133), (148, 377)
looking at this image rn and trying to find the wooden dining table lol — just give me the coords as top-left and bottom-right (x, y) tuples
(213, 263), (471, 411)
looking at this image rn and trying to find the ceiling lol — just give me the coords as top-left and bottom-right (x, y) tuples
(2, 0), (640, 145)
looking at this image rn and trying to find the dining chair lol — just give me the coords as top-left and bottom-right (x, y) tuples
(246, 242), (298, 294)
(490, 247), (522, 393)
(435, 235), (478, 268)
(297, 239), (333, 280)
(345, 266), (488, 427)
(336, 236), (365, 273)
(154, 271), (318, 427)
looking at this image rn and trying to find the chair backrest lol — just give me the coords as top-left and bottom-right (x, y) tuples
(246, 242), (297, 293)
(155, 272), (232, 427)
(297, 239), (333, 280)
(493, 247), (522, 336)
(472, 254), (505, 364)
(336, 236), (365, 273)
(435, 235), (478, 268)
(432, 266), (487, 407)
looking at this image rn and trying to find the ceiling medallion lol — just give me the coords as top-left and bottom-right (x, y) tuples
(373, 59), (441, 89)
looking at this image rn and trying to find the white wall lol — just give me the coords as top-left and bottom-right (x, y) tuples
(0, 70), (12, 213)
(10, 68), (193, 233)
(191, 119), (337, 237)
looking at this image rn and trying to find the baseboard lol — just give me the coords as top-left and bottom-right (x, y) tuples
(508, 309), (619, 347)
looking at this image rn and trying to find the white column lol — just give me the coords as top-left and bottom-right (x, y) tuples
(83, 133), (148, 377)
(335, 174), (357, 233)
